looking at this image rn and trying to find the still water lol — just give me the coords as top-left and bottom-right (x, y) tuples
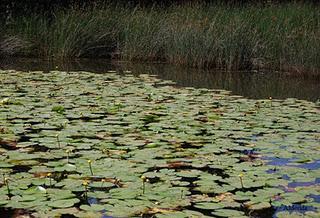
(0, 58), (319, 102)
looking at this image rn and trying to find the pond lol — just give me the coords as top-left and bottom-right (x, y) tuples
(0, 59), (319, 217)
(1, 58), (319, 102)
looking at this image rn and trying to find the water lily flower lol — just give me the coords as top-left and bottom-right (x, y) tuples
(87, 160), (94, 175)
(238, 173), (244, 189)
(37, 186), (47, 193)
(82, 180), (89, 186)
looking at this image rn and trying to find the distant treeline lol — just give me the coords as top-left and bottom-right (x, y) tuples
(1, 0), (319, 20)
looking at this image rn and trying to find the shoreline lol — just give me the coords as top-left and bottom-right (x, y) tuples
(1, 2), (319, 76)
(1, 57), (319, 79)
(1, 57), (319, 103)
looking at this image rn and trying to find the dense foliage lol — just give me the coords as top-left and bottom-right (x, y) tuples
(1, 0), (319, 20)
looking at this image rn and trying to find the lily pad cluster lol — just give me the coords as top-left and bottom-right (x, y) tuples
(0, 70), (319, 217)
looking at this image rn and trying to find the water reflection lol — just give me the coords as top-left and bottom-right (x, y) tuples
(308, 194), (320, 203)
(288, 178), (320, 188)
(0, 58), (319, 101)
(265, 157), (320, 170)
(273, 204), (317, 218)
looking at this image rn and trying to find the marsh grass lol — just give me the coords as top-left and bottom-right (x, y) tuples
(1, 2), (319, 74)
(4, 7), (119, 58)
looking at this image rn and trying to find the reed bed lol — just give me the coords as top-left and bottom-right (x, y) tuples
(1, 2), (319, 74)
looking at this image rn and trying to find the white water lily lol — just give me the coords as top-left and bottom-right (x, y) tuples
(37, 186), (47, 193)
(0, 97), (9, 105)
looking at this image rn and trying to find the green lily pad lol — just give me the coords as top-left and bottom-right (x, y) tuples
(211, 209), (246, 217)
(48, 198), (80, 208)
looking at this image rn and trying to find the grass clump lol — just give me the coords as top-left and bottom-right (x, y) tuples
(3, 7), (118, 58)
(1, 2), (319, 75)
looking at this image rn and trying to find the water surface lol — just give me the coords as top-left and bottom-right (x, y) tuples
(1, 58), (319, 101)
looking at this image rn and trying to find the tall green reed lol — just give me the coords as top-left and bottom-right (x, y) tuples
(2, 2), (319, 74)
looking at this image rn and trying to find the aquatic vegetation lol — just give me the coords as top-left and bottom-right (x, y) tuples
(52, 105), (65, 114)
(87, 160), (94, 176)
(1, 2), (320, 75)
(0, 69), (319, 217)
(141, 175), (148, 195)
(239, 173), (244, 189)
(3, 177), (11, 197)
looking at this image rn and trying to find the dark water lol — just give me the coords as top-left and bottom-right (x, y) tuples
(0, 58), (319, 101)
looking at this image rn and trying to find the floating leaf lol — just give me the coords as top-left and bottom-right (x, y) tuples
(48, 198), (80, 208)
